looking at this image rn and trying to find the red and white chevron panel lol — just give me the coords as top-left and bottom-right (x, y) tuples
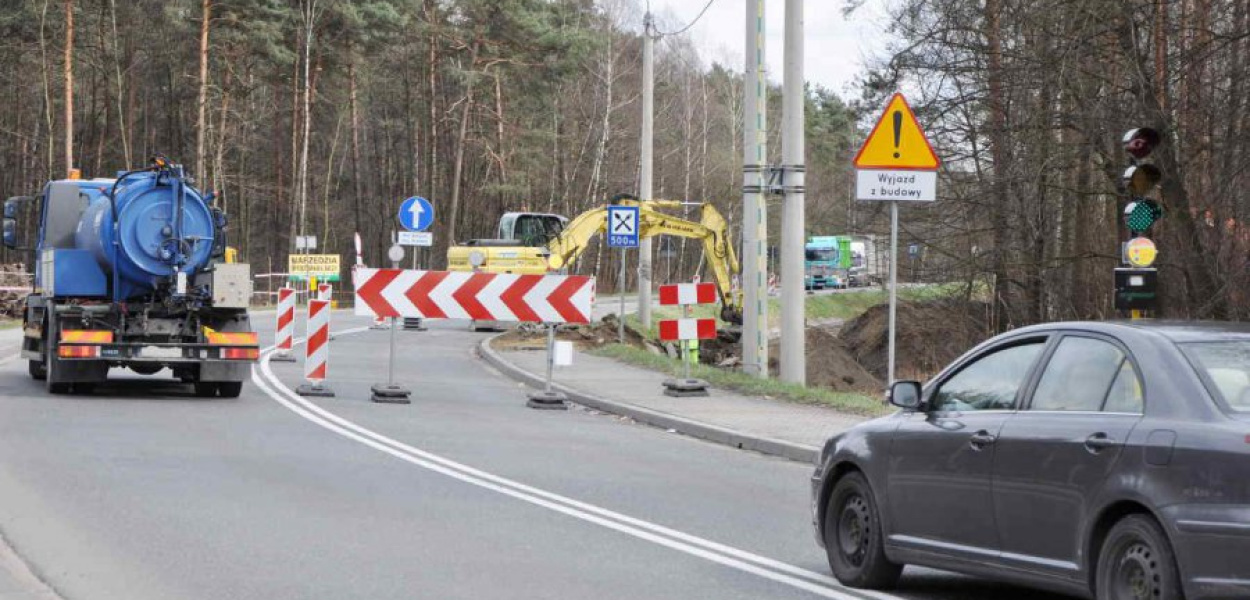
(658, 318), (717, 341)
(304, 299), (331, 383)
(354, 269), (595, 324)
(275, 287), (295, 354)
(659, 282), (717, 306)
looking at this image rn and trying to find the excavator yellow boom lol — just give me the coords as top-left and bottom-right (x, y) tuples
(447, 197), (743, 324)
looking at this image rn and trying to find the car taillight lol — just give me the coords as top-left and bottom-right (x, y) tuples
(223, 347), (259, 360)
(58, 345), (99, 358)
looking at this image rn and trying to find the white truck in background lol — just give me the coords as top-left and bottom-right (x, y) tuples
(847, 235), (885, 288)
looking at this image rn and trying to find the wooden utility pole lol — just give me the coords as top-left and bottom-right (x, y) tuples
(63, 0), (74, 177)
(196, 0), (211, 184)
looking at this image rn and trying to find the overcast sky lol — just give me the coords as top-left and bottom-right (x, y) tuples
(646, 0), (895, 95)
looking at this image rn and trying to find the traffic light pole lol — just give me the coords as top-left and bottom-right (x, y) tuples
(779, 0), (806, 385)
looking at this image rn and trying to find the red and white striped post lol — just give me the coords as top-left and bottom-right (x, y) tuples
(296, 298), (334, 397)
(658, 282), (719, 397)
(317, 283), (332, 301)
(272, 287), (297, 362)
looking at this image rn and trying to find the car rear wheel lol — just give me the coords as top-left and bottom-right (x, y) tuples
(824, 471), (902, 589)
(1096, 515), (1182, 600)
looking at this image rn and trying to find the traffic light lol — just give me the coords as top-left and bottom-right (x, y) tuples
(1115, 127), (1163, 314)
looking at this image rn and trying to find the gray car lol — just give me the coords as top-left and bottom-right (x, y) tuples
(811, 321), (1250, 600)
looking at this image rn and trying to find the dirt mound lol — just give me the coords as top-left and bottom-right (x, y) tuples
(697, 325), (881, 393)
(0, 264), (31, 319)
(839, 298), (992, 381)
(491, 314), (649, 351)
(770, 327), (882, 393)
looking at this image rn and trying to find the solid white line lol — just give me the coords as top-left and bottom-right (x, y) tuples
(255, 328), (905, 600)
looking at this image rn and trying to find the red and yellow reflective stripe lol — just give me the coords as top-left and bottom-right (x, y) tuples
(206, 331), (258, 345)
(222, 347), (259, 360)
(61, 330), (114, 343)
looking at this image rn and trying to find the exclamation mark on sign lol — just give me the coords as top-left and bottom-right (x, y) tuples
(892, 111), (903, 159)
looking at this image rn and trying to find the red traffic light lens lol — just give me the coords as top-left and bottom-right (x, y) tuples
(1122, 128), (1161, 159)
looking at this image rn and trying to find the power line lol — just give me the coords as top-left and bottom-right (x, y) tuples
(652, 0), (719, 38)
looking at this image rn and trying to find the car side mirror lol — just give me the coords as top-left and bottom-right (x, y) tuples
(888, 380), (923, 410)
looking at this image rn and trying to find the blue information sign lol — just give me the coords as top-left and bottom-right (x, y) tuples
(607, 206), (640, 248)
(398, 196), (434, 232)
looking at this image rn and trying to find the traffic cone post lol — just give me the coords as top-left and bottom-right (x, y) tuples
(272, 287), (296, 363)
(296, 299), (335, 397)
(371, 316), (412, 404)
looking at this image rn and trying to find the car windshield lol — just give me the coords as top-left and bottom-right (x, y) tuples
(805, 248), (837, 262)
(1183, 341), (1250, 411)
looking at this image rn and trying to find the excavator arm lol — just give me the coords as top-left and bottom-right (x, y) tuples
(544, 199), (743, 325)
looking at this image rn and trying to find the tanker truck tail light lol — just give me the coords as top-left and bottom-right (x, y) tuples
(58, 345), (100, 358)
(222, 347), (259, 361)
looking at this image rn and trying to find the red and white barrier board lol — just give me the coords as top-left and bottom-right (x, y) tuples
(304, 299), (331, 383)
(317, 283), (333, 301)
(275, 287), (295, 354)
(658, 283), (717, 306)
(658, 318), (717, 341)
(354, 269), (594, 324)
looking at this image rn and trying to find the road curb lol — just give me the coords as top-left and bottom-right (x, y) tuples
(477, 335), (819, 464)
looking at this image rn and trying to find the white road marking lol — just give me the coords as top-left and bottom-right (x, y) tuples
(254, 328), (904, 600)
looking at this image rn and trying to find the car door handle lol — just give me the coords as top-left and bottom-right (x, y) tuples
(969, 431), (997, 449)
(1084, 433), (1119, 452)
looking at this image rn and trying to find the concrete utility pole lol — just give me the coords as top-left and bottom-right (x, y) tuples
(779, 0), (805, 384)
(742, 0), (768, 378)
(638, 13), (655, 330)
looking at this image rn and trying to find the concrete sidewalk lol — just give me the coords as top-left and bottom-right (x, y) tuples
(479, 338), (873, 463)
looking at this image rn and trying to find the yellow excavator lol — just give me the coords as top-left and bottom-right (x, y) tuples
(448, 195), (742, 324)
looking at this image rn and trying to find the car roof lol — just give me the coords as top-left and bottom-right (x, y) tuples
(1006, 320), (1250, 343)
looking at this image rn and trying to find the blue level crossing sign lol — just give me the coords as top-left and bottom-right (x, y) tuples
(398, 196), (434, 232)
(607, 206), (640, 248)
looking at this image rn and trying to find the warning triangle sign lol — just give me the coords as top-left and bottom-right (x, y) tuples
(853, 93), (940, 170)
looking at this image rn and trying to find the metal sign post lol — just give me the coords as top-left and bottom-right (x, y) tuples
(852, 93), (941, 385)
(607, 205), (640, 344)
(370, 244), (412, 404)
(526, 323), (568, 410)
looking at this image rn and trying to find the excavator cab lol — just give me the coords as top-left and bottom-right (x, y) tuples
(497, 212), (567, 247)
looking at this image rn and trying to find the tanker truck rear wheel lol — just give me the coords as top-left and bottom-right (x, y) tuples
(218, 382), (243, 398)
(194, 382), (218, 397)
(28, 360), (46, 381)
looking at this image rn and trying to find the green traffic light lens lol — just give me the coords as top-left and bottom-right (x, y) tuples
(1124, 199), (1163, 233)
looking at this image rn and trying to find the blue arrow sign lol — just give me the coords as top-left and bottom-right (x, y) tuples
(398, 196), (434, 232)
(606, 206), (639, 248)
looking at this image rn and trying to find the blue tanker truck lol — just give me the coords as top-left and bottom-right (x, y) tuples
(2, 158), (258, 397)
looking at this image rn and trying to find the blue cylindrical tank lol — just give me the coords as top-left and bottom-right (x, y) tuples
(75, 171), (216, 300)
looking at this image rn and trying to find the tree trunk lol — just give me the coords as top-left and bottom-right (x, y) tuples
(108, 0), (130, 166)
(349, 54), (364, 246)
(445, 37), (480, 256)
(63, 0), (74, 176)
(195, 0), (211, 182)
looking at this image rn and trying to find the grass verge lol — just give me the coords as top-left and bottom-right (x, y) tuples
(591, 343), (890, 417)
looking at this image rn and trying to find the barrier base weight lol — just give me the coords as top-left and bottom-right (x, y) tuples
(370, 383), (412, 404)
(296, 383), (336, 398)
(526, 390), (568, 410)
(662, 378), (710, 397)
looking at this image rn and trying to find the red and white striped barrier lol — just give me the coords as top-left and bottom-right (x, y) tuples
(272, 287), (296, 362)
(296, 299), (335, 397)
(657, 283), (719, 396)
(658, 282), (717, 306)
(658, 318), (717, 341)
(317, 283), (332, 301)
(354, 269), (594, 324)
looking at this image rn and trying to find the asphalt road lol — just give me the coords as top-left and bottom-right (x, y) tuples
(0, 312), (1078, 600)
